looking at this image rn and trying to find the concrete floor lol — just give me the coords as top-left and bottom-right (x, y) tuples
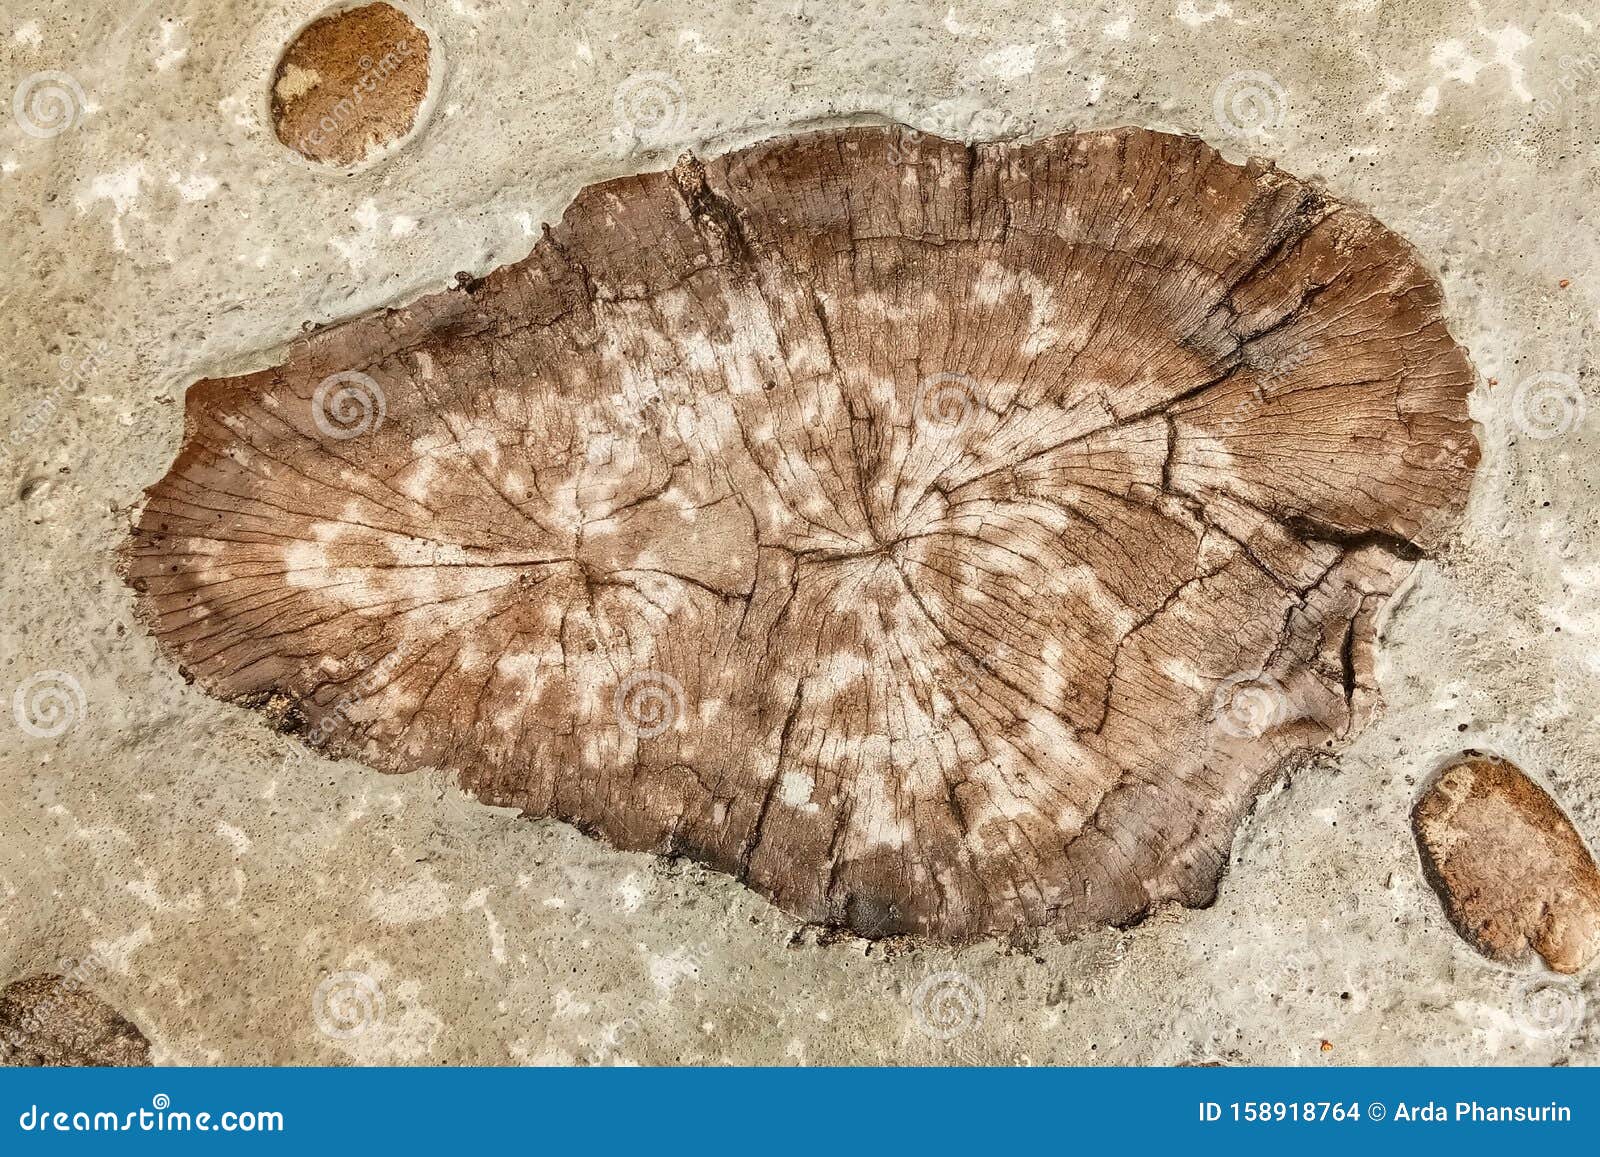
(1, 0), (1597, 1065)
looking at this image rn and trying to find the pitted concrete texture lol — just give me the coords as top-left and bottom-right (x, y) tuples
(1, 0), (1597, 1065)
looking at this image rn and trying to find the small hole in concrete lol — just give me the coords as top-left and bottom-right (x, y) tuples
(270, 2), (433, 168)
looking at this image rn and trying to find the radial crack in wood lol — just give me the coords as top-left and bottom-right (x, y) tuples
(123, 125), (1479, 942)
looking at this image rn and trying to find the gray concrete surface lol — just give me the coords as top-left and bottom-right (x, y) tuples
(1, 0), (1596, 1064)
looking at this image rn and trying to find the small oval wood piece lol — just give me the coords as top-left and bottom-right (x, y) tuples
(271, 2), (431, 167)
(1413, 753), (1600, 975)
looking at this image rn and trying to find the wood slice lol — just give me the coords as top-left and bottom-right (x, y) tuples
(123, 126), (1479, 941)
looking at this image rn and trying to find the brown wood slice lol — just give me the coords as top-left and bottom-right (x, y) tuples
(123, 126), (1479, 942)
(1413, 753), (1600, 974)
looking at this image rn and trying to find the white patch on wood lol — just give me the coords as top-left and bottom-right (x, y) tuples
(780, 770), (820, 813)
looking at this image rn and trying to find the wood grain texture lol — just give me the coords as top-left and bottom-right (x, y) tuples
(124, 126), (1479, 941)
(0, 976), (151, 1067)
